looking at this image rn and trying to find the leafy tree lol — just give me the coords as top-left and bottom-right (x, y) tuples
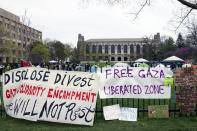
(161, 37), (178, 58)
(176, 33), (185, 48)
(70, 47), (80, 64)
(47, 41), (68, 63)
(29, 41), (50, 64)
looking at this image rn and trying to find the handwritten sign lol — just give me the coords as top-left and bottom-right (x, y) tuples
(119, 107), (137, 121)
(148, 105), (169, 118)
(103, 104), (121, 120)
(3, 67), (99, 126)
(98, 67), (173, 99)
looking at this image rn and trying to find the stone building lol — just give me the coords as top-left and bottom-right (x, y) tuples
(0, 8), (42, 63)
(77, 33), (160, 62)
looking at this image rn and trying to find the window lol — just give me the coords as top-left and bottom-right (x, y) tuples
(11, 25), (15, 31)
(124, 45), (127, 53)
(18, 35), (21, 40)
(105, 45), (108, 53)
(5, 23), (9, 29)
(111, 45), (115, 54)
(17, 27), (20, 33)
(118, 45), (121, 54)
(86, 45), (89, 54)
(98, 45), (102, 54)
(12, 33), (15, 39)
(92, 45), (96, 53)
(130, 45), (134, 53)
(137, 45), (140, 54)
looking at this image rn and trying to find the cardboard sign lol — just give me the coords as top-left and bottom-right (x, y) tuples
(98, 67), (173, 99)
(103, 104), (121, 120)
(148, 105), (169, 118)
(119, 107), (137, 121)
(3, 67), (99, 126)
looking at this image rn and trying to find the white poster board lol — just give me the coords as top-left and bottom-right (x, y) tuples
(103, 104), (121, 120)
(98, 67), (173, 99)
(119, 107), (137, 121)
(3, 67), (99, 126)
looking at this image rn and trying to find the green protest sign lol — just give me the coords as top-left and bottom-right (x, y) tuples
(164, 78), (174, 86)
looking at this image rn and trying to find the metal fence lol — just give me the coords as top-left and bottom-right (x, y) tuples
(0, 67), (196, 118)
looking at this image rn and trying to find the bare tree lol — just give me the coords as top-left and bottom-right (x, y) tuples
(21, 9), (32, 61)
(82, 0), (197, 30)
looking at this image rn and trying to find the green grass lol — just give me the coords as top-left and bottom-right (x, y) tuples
(1, 115), (197, 131)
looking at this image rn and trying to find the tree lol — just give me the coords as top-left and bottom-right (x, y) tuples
(161, 36), (178, 58)
(185, 19), (197, 46)
(28, 41), (50, 64)
(83, 0), (197, 29)
(70, 47), (80, 64)
(176, 33), (185, 48)
(47, 41), (68, 63)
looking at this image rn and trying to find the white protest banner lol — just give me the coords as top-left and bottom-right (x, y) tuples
(98, 67), (173, 99)
(3, 67), (99, 126)
(119, 107), (137, 121)
(103, 104), (121, 120)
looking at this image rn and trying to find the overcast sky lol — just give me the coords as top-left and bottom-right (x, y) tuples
(0, 0), (191, 47)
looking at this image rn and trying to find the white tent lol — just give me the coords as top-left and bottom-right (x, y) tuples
(49, 60), (58, 64)
(135, 58), (149, 63)
(162, 56), (184, 62)
(113, 62), (129, 67)
(155, 64), (165, 68)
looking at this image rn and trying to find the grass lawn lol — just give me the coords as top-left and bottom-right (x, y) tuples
(0, 115), (197, 131)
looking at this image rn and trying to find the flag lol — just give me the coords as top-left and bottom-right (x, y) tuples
(21, 59), (27, 67)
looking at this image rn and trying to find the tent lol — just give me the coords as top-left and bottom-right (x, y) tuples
(75, 66), (85, 72)
(113, 62), (130, 67)
(155, 64), (165, 68)
(182, 64), (191, 68)
(49, 60), (58, 64)
(135, 58), (149, 63)
(0, 64), (4, 69)
(139, 63), (149, 67)
(162, 56), (184, 63)
(91, 65), (99, 68)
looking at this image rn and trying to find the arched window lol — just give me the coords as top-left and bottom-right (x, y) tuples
(105, 45), (108, 53)
(124, 45), (127, 53)
(111, 45), (115, 54)
(118, 45), (121, 54)
(92, 45), (96, 53)
(98, 45), (102, 53)
(86, 45), (89, 54)
(137, 45), (140, 54)
(130, 45), (134, 53)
